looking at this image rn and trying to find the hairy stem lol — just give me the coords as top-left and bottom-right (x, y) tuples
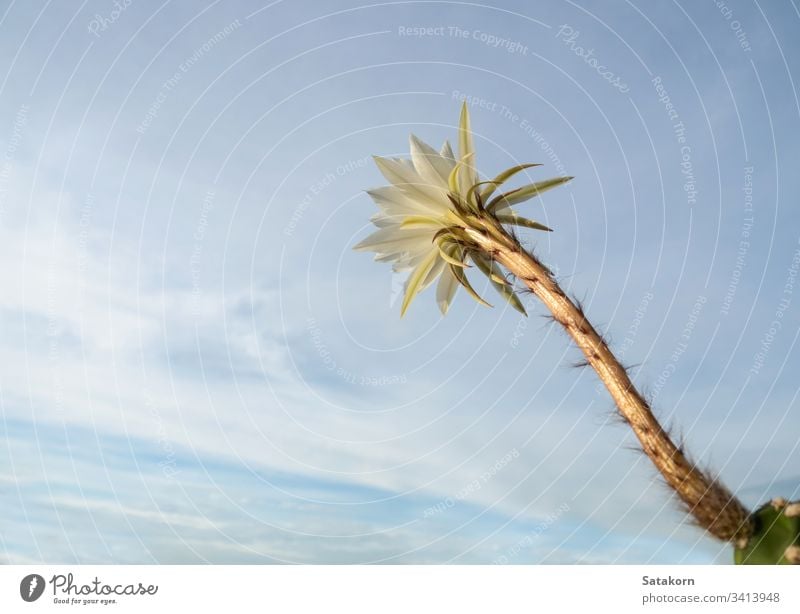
(467, 221), (753, 544)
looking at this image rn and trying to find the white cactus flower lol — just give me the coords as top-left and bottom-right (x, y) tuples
(354, 103), (572, 316)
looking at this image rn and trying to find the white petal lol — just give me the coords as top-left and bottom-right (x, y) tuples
(391, 244), (436, 271)
(440, 140), (455, 162)
(420, 255), (445, 290)
(373, 156), (449, 208)
(409, 135), (452, 187)
(353, 226), (432, 254)
(367, 186), (439, 216)
(436, 266), (459, 315)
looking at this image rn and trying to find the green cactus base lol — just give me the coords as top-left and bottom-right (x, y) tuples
(734, 498), (800, 565)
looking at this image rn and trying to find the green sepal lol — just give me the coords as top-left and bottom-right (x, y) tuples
(496, 213), (553, 232)
(487, 176), (574, 213)
(473, 255), (526, 315)
(436, 239), (470, 268)
(479, 163), (542, 202)
(449, 258), (492, 309)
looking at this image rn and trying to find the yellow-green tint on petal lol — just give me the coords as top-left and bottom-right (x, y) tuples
(399, 215), (448, 229)
(458, 102), (477, 196)
(353, 226), (432, 253)
(400, 249), (439, 317)
(436, 265), (459, 315)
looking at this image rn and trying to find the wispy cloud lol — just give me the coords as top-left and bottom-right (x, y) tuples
(1, 0), (799, 565)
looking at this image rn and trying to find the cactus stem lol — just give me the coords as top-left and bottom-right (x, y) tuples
(466, 217), (754, 544)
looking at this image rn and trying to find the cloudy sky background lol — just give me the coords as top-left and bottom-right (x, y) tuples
(1, 0), (799, 564)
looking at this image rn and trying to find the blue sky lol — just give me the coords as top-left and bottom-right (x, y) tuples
(0, 0), (798, 564)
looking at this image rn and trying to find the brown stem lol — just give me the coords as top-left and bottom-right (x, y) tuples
(467, 221), (753, 544)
